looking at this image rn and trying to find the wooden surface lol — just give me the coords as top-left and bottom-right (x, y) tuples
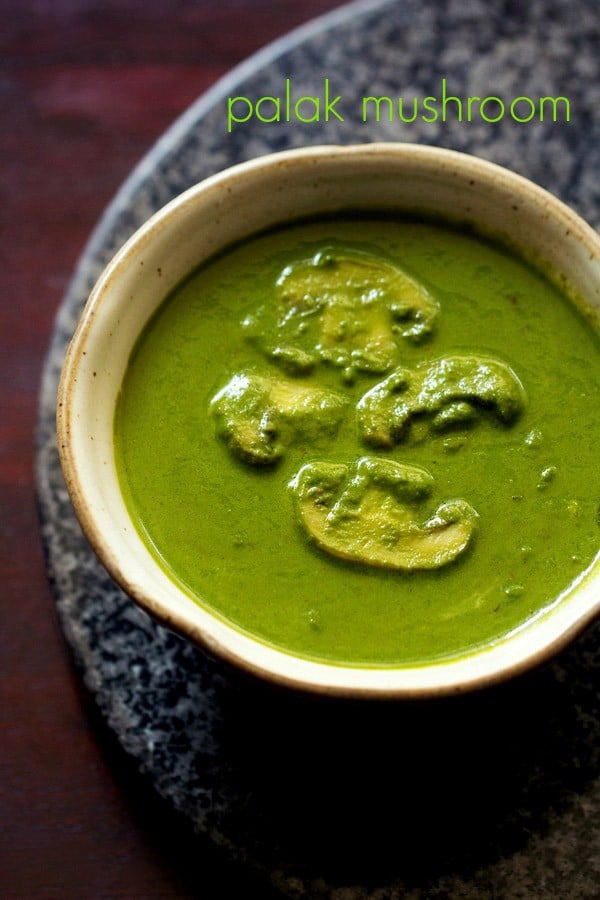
(0, 2), (343, 897)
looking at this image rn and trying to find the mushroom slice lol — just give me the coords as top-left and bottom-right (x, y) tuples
(244, 247), (438, 378)
(210, 371), (348, 465)
(357, 354), (526, 447)
(290, 456), (478, 570)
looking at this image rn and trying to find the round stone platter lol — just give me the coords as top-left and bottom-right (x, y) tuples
(36, 0), (600, 896)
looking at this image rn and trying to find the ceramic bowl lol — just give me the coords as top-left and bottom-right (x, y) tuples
(57, 143), (600, 698)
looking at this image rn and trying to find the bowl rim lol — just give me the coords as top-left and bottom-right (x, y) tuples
(57, 142), (600, 699)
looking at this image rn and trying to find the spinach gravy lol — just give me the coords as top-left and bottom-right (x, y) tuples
(114, 218), (600, 666)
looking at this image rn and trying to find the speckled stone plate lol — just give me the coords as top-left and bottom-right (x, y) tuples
(36, 0), (600, 896)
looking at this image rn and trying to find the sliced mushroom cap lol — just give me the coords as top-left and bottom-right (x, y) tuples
(357, 354), (526, 447)
(210, 371), (348, 465)
(290, 456), (478, 570)
(245, 247), (439, 379)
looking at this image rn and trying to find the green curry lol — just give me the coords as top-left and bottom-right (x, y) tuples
(114, 218), (600, 666)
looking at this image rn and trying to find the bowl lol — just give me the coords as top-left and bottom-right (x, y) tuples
(57, 143), (600, 698)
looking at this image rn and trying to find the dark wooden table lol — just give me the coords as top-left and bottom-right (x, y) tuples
(0, 3), (342, 896)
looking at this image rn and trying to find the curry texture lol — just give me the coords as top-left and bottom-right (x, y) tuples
(114, 218), (600, 665)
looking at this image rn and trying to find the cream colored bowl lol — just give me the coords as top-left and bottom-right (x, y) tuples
(57, 144), (600, 698)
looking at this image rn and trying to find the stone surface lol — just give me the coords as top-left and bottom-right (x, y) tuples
(36, 0), (600, 895)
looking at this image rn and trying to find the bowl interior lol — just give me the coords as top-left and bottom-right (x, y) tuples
(58, 144), (600, 697)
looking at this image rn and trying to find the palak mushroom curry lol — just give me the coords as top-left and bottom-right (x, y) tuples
(114, 218), (600, 665)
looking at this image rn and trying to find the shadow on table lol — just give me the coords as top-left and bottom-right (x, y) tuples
(216, 618), (599, 894)
(75, 607), (598, 899)
(76, 674), (282, 900)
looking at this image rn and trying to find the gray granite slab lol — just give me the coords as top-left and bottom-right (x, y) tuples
(36, 0), (600, 896)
